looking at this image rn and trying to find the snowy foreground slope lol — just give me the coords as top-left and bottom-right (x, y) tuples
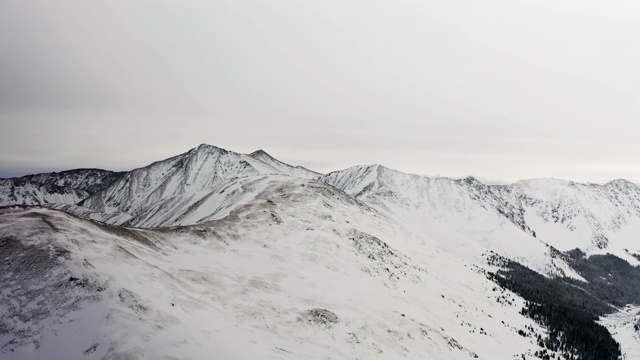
(1, 181), (546, 360)
(2, 144), (640, 359)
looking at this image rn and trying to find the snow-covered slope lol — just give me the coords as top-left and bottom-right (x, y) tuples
(511, 178), (640, 255)
(319, 165), (582, 278)
(1, 180), (554, 359)
(601, 304), (640, 360)
(79, 144), (320, 220)
(249, 149), (320, 179)
(320, 165), (640, 264)
(48, 203), (134, 226)
(0, 169), (123, 206)
(121, 175), (291, 228)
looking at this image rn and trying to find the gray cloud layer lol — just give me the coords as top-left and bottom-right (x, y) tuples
(2, 1), (639, 182)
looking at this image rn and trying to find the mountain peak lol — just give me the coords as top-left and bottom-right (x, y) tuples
(249, 149), (275, 160)
(193, 143), (228, 155)
(459, 176), (483, 186)
(605, 178), (637, 188)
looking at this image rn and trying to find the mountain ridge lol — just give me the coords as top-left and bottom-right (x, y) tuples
(0, 168), (124, 207)
(320, 163), (640, 259)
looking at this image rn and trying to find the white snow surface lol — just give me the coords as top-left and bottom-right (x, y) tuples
(1, 181), (551, 360)
(600, 305), (640, 360)
(120, 175), (283, 228)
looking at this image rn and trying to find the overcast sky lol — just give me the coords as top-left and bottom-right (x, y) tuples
(1, 0), (639, 183)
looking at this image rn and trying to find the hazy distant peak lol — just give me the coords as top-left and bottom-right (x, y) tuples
(605, 178), (638, 188)
(339, 163), (386, 174)
(513, 177), (571, 188)
(0, 169), (124, 206)
(325, 164), (430, 183)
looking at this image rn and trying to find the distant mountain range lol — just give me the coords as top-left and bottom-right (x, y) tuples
(0, 168), (124, 206)
(1, 144), (639, 359)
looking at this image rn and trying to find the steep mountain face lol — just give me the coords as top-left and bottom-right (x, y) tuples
(78, 144), (320, 221)
(120, 175), (293, 228)
(0, 169), (124, 206)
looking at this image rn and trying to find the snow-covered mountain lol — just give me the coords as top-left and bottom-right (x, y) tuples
(0, 169), (123, 206)
(317, 165), (575, 279)
(320, 165), (640, 263)
(78, 144), (320, 222)
(509, 178), (640, 254)
(2, 145), (640, 359)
